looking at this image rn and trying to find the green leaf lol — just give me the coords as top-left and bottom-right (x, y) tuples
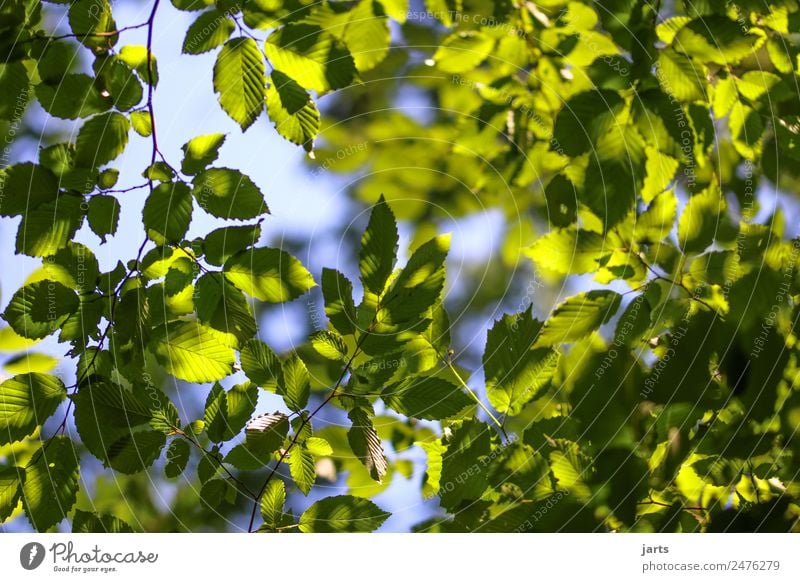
(87, 195), (120, 242)
(183, 9), (235, 54)
(637, 189), (677, 244)
(35, 74), (109, 120)
(433, 31), (495, 74)
(484, 310), (560, 416)
(130, 110), (152, 136)
(195, 272), (257, 346)
(22, 437), (79, 531)
(678, 184), (725, 254)
(288, 444), (315, 495)
(379, 233), (450, 327)
(200, 478), (235, 506)
(0, 62), (30, 121)
(383, 376), (472, 420)
(0, 466), (21, 522)
(213, 37), (265, 130)
(0, 163), (59, 218)
(359, 195), (398, 296)
(118, 45), (159, 86)
(656, 48), (706, 102)
(203, 223), (262, 266)
(380, 0), (407, 23)
(266, 70), (320, 152)
(536, 290), (622, 347)
(71, 380), (172, 471)
(150, 320), (235, 383)
(728, 102), (764, 160)
(347, 407), (388, 482)
(223, 247), (315, 302)
(305, 436), (332, 457)
(321, 268), (357, 336)
(264, 24), (356, 93)
(418, 439), (446, 497)
(439, 420), (491, 509)
(142, 182), (193, 243)
(674, 15), (762, 65)
(240, 339), (283, 391)
(171, 0), (212, 11)
(0, 327), (40, 352)
(260, 479), (286, 530)
(105, 430), (166, 474)
(309, 330), (347, 360)
(165, 439), (191, 478)
(181, 133), (226, 175)
(192, 168), (268, 219)
(3, 353), (58, 374)
(203, 382), (227, 440)
(245, 411), (288, 456)
(68, 0), (117, 52)
(206, 382), (258, 442)
(72, 510), (134, 532)
(281, 354), (310, 411)
(298, 495), (389, 532)
(641, 146), (678, 204)
(93, 58), (143, 112)
(143, 162), (174, 182)
(0, 373), (66, 445)
(303, 0), (390, 73)
(2, 281), (79, 339)
(552, 90), (625, 156)
(74, 112), (130, 168)
(524, 227), (608, 276)
(15, 195), (84, 257)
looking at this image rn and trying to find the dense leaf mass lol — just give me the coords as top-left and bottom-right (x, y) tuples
(0, 0), (798, 534)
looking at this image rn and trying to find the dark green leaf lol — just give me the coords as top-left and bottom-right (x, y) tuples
(87, 195), (120, 242)
(266, 70), (320, 151)
(192, 168), (268, 219)
(181, 133), (226, 175)
(74, 112), (130, 168)
(0, 373), (66, 445)
(536, 290), (622, 347)
(182, 9), (235, 55)
(142, 182), (193, 243)
(359, 195), (398, 296)
(264, 24), (356, 93)
(22, 437), (79, 531)
(3, 281), (79, 339)
(383, 376), (472, 420)
(298, 495), (389, 532)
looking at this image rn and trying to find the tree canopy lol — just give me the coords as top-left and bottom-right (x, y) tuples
(0, 0), (799, 532)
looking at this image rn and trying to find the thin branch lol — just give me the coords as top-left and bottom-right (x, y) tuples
(177, 430), (257, 500)
(145, 0), (161, 176)
(233, 16), (261, 43)
(442, 351), (508, 440)
(17, 22), (150, 45)
(637, 497), (707, 512)
(247, 329), (372, 532)
(94, 182), (150, 195)
(173, 244), (210, 274)
(641, 262), (719, 314)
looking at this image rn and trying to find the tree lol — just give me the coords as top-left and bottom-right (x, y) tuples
(0, 0), (799, 532)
